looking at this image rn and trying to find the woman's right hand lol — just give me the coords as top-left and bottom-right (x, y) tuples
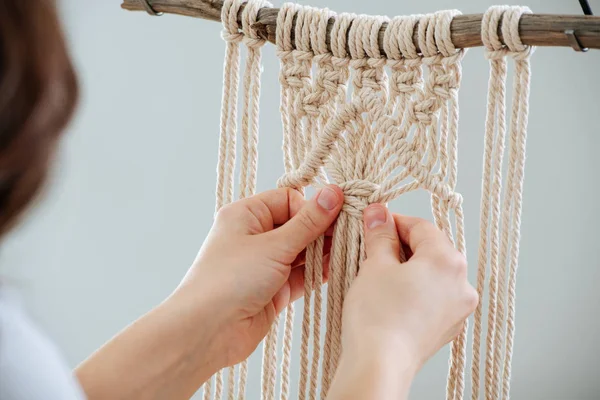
(338, 204), (478, 390)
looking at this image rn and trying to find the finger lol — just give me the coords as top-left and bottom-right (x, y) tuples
(267, 185), (344, 257)
(291, 236), (332, 269)
(216, 188), (306, 234)
(392, 214), (453, 260)
(272, 282), (290, 315)
(288, 199), (335, 238)
(446, 321), (465, 344)
(286, 257), (331, 306)
(272, 268), (307, 314)
(288, 267), (305, 304)
(363, 204), (401, 262)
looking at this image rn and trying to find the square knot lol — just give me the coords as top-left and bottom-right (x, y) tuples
(408, 97), (438, 125)
(339, 180), (381, 219)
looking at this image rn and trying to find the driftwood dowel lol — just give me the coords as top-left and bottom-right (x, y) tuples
(121, 0), (600, 52)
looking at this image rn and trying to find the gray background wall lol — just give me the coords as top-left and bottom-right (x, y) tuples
(1, 0), (599, 398)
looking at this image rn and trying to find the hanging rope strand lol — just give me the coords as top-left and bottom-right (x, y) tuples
(472, 7), (508, 400)
(208, 1), (245, 398)
(476, 7), (533, 400)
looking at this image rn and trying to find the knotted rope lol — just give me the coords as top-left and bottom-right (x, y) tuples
(213, 3), (533, 400)
(275, 6), (467, 399)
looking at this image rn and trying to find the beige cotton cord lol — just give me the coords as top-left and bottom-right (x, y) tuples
(495, 7), (533, 400)
(206, 0), (244, 397)
(475, 6), (533, 400)
(472, 6), (509, 400)
(214, 3), (533, 400)
(208, 0), (268, 399)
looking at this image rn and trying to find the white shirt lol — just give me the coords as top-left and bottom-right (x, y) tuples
(0, 290), (86, 400)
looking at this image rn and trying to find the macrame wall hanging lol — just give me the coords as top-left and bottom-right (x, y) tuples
(210, 2), (532, 399)
(120, 0), (599, 399)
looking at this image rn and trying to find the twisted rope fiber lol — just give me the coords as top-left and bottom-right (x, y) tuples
(214, 3), (533, 400)
(205, 0), (244, 397)
(493, 7), (533, 400)
(471, 6), (508, 400)
(207, 1), (269, 399)
(473, 6), (533, 400)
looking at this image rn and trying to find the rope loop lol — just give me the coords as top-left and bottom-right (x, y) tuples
(434, 10), (461, 57)
(221, 0), (245, 43)
(276, 2), (298, 52)
(331, 13), (356, 59)
(241, 0), (271, 47)
(417, 13), (438, 58)
(482, 5), (535, 59)
(295, 5), (316, 54)
(398, 15), (421, 59)
(311, 8), (334, 55)
(501, 6), (531, 53)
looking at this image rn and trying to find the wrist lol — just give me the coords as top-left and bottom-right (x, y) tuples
(76, 287), (229, 400)
(342, 330), (420, 379)
(330, 336), (417, 400)
(161, 284), (230, 373)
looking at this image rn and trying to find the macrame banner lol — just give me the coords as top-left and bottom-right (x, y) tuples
(203, 2), (533, 400)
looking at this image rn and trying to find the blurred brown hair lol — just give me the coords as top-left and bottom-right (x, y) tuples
(0, 0), (78, 235)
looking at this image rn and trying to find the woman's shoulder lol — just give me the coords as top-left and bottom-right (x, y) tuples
(0, 288), (86, 400)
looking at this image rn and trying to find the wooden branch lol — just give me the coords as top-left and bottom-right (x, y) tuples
(121, 0), (600, 52)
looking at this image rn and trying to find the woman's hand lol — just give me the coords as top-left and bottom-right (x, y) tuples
(77, 186), (344, 400)
(175, 185), (344, 369)
(328, 204), (478, 400)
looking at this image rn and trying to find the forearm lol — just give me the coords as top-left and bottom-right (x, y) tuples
(327, 340), (417, 400)
(75, 289), (224, 400)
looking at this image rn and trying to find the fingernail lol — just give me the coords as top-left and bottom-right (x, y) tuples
(364, 205), (387, 229)
(317, 187), (339, 211)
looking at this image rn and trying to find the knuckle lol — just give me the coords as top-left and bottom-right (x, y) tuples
(451, 323), (464, 341)
(451, 251), (468, 272)
(464, 285), (479, 312)
(430, 246), (464, 271)
(437, 249), (468, 274)
(413, 217), (432, 228)
(371, 230), (398, 245)
(297, 210), (321, 233)
(215, 202), (238, 223)
(245, 200), (272, 232)
(406, 217), (431, 237)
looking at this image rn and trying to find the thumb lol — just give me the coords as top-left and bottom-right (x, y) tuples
(272, 185), (344, 256)
(363, 204), (401, 262)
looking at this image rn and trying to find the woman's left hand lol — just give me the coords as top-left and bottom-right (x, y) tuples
(76, 186), (343, 400)
(175, 185), (344, 370)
